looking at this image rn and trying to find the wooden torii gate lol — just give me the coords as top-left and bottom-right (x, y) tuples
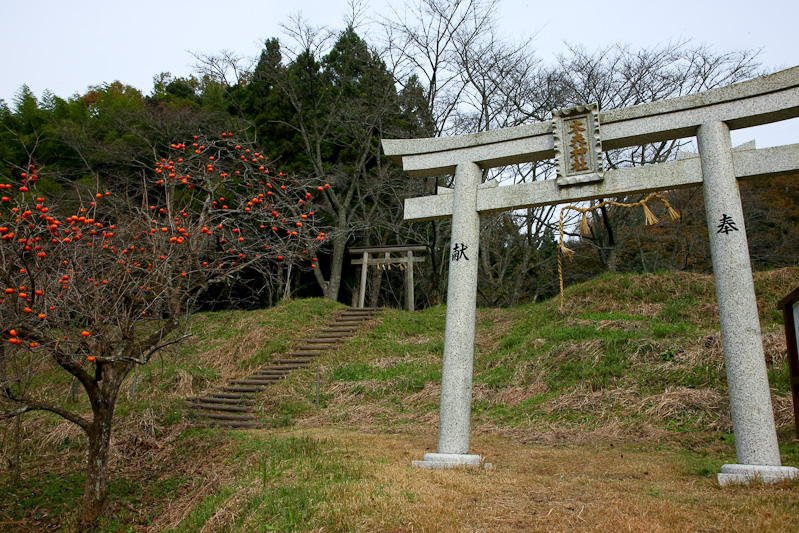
(349, 244), (426, 311)
(383, 66), (799, 484)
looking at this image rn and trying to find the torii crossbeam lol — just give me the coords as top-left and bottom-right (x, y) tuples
(382, 66), (799, 484)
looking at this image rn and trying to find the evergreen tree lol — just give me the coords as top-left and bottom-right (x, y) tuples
(238, 27), (430, 302)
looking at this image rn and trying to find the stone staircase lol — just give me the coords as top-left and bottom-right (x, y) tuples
(187, 307), (379, 428)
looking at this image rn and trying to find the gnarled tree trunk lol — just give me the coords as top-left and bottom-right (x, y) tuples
(79, 410), (113, 529)
(77, 362), (130, 530)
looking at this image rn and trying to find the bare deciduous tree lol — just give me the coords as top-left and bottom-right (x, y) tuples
(554, 42), (761, 271)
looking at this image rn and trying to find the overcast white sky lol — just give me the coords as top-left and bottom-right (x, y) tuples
(3, 0), (798, 147)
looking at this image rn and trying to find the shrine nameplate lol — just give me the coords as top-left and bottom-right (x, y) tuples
(552, 103), (604, 186)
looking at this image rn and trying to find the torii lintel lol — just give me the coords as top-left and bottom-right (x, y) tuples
(382, 65), (799, 178)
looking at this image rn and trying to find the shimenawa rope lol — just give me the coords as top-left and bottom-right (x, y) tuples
(557, 193), (680, 308)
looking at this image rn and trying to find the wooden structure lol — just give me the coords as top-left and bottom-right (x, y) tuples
(349, 245), (426, 311)
(778, 286), (799, 435)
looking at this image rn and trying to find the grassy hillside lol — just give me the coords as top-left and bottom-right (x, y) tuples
(282, 267), (797, 441)
(2, 268), (799, 531)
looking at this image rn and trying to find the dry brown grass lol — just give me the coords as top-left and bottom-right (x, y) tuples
(473, 383), (548, 407)
(197, 485), (259, 533)
(5, 270), (799, 531)
(230, 426), (799, 533)
(642, 387), (730, 431)
(41, 418), (84, 448)
(148, 471), (230, 531)
(183, 314), (281, 382)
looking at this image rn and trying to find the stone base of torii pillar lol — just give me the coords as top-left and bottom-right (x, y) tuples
(412, 453), (491, 469)
(718, 464), (799, 486)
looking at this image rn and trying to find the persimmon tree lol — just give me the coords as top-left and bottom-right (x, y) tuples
(0, 132), (326, 529)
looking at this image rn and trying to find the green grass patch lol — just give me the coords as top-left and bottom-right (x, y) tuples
(173, 433), (360, 532)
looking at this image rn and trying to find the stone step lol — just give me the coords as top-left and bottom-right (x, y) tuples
(295, 343), (334, 349)
(275, 359), (313, 370)
(202, 421), (263, 428)
(237, 376), (282, 382)
(217, 386), (265, 393)
(266, 363), (312, 370)
(187, 403), (252, 413)
(231, 379), (279, 386)
(199, 413), (258, 421)
(187, 397), (255, 405)
(207, 392), (255, 400)
(288, 350), (323, 356)
(188, 307), (380, 430)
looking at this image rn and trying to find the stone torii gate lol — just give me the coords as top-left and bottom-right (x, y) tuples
(382, 66), (799, 484)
